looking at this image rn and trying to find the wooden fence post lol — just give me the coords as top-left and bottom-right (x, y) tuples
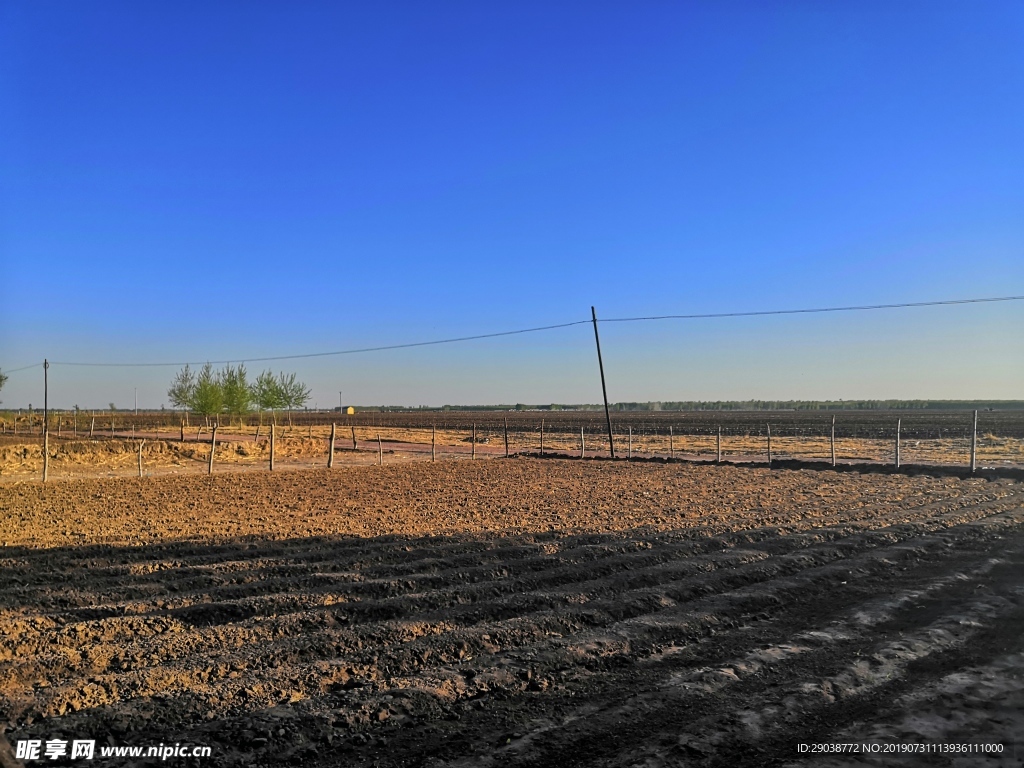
(138, 440), (145, 477)
(270, 423), (276, 471)
(970, 410), (978, 473)
(895, 418), (901, 469)
(208, 425), (217, 475)
(432, 424), (436, 462)
(831, 415), (836, 467)
(627, 427), (632, 461)
(377, 433), (383, 465)
(328, 423), (336, 468)
(717, 426), (722, 463)
(669, 426), (673, 457)
(472, 424), (476, 459)
(540, 419), (544, 456)
(767, 424), (772, 466)
(111, 416), (115, 438)
(90, 416), (95, 438)
(58, 417), (62, 438)
(504, 418), (510, 458)
(580, 427), (585, 459)
(180, 420), (185, 442)
(351, 426), (357, 451)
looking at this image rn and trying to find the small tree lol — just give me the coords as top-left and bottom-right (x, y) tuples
(192, 363), (224, 426)
(253, 369), (284, 426)
(167, 364), (196, 426)
(219, 364), (252, 426)
(277, 372), (311, 428)
(0, 368), (8, 404)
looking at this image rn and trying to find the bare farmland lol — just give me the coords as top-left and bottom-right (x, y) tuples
(2, 460), (1023, 766)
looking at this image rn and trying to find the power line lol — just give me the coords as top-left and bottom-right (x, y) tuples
(11, 294), (1023, 370)
(48, 320), (593, 368)
(1, 363), (43, 375)
(602, 295), (1024, 323)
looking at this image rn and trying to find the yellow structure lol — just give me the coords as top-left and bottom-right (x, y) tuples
(345, 406), (355, 415)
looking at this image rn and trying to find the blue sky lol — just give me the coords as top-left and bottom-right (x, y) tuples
(1, 2), (1022, 409)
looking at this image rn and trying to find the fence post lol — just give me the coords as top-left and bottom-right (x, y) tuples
(970, 410), (977, 474)
(138, 440), (144, 477)
(717, 426), (722, 463)
(831, 415), (836, 467)
(472, 424), (476, 459)
(628, 427), (632, 461)
(180, 420), (185, 442)
(432, 424), (436, 462)
(270, 423), (275, 471)
(767, 424), (772, 466)
(328, 423), (336, 469)
(669, 426), (673, 457)
(208, 425), (217, 475)
(895, 418), (901, 469)
(377, 433), (383, 465)
(90, 416), (95, 439)
(540, 419), (544, 456)
(351, 426), (357, 451)
(580, 427), (585, 459)
(504, 418), (509, 458)
(111, 415), (115, 438)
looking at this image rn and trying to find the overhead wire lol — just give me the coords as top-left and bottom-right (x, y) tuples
(2, 294), (1020, 370)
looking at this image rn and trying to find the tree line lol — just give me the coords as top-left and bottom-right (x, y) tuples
(167, 364), (310, 426)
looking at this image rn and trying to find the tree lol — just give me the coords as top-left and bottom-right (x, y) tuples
(0, 368), (7, 405)
(253, 369), (284, 426)
(218, 364), (252, 425)
(191, 363), (224, 426)
(277, 372), (310, 428)
(167, 364), (196, 424)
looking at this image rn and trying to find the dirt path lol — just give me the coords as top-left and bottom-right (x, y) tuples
(1, 461), (1022, 766)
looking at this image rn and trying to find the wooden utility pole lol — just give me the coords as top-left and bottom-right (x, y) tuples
(591, 307), (615, 458)
(970, 410), (978, 473)
(328, 423), (336, 468)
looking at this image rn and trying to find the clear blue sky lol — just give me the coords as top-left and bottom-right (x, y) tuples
(1, 2), (1022, 409)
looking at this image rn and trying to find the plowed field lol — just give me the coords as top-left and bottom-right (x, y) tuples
(2, 460), (1023, 767)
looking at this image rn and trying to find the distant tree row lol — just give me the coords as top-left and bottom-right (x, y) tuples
(167, 364), (310, 426)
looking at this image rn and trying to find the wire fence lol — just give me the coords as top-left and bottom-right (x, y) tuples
(1, 407), (1022, 483)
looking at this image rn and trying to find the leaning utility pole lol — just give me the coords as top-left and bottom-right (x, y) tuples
(591, 307), (615, 458)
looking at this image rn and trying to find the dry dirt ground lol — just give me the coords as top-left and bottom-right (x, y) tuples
(1, 460), (1023, 767)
